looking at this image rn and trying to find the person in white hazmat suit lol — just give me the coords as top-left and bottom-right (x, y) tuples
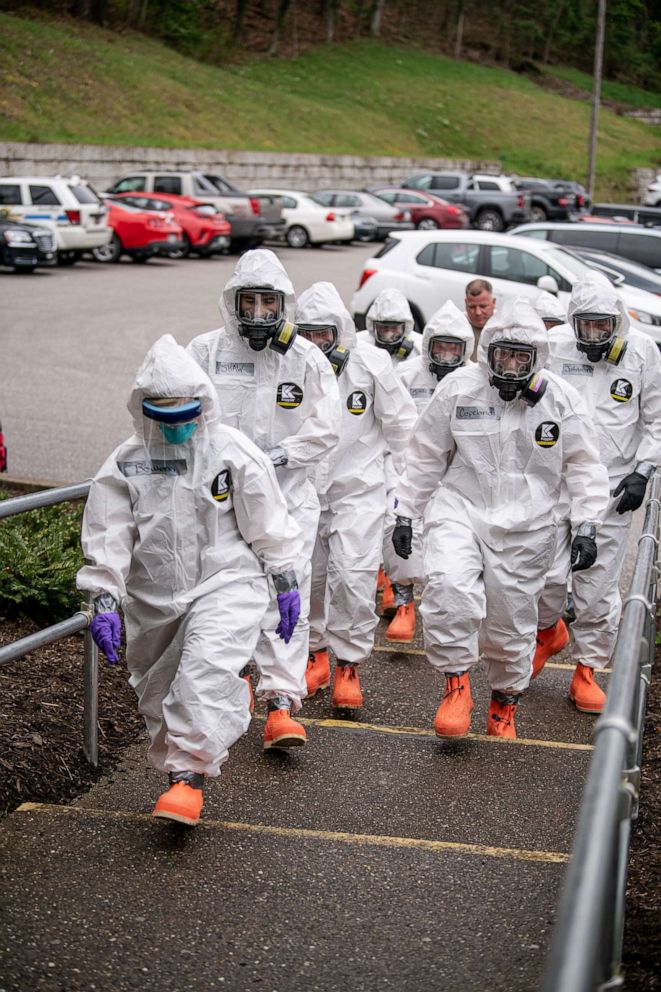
(294, 281), (417, 708)
(534, 290), (567, 331)
(381, 301), (475, 643)
(392, 299), (610, 739)
(358, 288), (422, 615)
(77, 335), (304, 827)
(533, 274), (661, 713)
(187, 249), (341, 748)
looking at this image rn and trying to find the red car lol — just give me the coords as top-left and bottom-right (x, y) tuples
(91, 198), (185, 263)
(111, 191), (232, 258)
(370, 187), (470, 230)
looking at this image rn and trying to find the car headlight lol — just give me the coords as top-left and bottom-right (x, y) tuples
(628, 307), (661, 327)
(4, 229), (34, 244)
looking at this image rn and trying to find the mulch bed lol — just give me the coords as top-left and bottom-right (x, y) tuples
(0, 613), (658, 987)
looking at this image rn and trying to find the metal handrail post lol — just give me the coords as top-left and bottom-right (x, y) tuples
(0, 481), (91, 519)
(82, 592), (98, 767)
(0, 613), (89, 667)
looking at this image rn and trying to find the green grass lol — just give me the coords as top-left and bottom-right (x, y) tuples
(0, 11), (659, 200)
(543, 65), (661, 109)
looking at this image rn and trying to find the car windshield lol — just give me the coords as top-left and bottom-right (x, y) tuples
(69, 183), (102, 204)
(545, 247), (595, 279)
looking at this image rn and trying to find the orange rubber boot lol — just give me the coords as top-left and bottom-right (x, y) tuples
(306, 649), (331, 696)
(332, 663), (363, 708)
(263, 708), (307, 749)
(386, 602), (416, 643)
(532, 619), (569, 678)
(380, 577), (396, 617)
(377, 566), (386, 592)
(433, 672), (474, 738)
(152, 776), (204, 826)
(486, 691), (520, 739)
(569, 663), (606, 714)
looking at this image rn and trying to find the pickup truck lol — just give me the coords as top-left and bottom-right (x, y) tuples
(401, 170), (531, 231)
(105, 170), (285, 250)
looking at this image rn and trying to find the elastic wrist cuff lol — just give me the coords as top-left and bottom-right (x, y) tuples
(273, 570), (298, 593)
(576, 522), (597, 539)
(395, 515), (412, 527)
(93, 593), (118, 614)
(635, 462), (654, 480)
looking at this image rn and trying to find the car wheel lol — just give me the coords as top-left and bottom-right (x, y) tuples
(286, 225), (309, 248)
(475, 209), (505, 232)
(530, 205), (548, 223)
(168, 234), (191, 260)
(14, 265), (37, 274)
(417, 217), (439, 230)
(57, 250), (79, 266)
(91, 234), (122, 263)
(131, 253), (151, 263)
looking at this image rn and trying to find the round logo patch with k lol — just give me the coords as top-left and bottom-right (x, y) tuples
(211, 469), (232, 502)
(276, 382), (304, 408)
(610, 378), (633, 403)
(347, 390), (368, 415)
(535, 422), (560, 448)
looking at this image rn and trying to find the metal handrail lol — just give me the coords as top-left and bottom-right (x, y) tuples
(540, 470), (661, 992)
(0, 482), (98, 765)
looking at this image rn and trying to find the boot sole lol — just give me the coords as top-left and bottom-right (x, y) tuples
(434, 728), (470, 739)
(568, 692), (603, 715)
(152, 809), (200, 827)
(306, 680), (330, 696)
(332, 700), (363, 710)
(386, 633), (415, 643)
(263, 734), (306, 750)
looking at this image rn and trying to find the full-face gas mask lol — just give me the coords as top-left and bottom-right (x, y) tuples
(372, 320), (413, 359)
(571, 311), (626, 364)
(235, 286), (297, 354)
(297, 323), (350, 376)
(428, 335), (465, 381)
(142, 396), (202, 444)
(487, 341), (546, 405)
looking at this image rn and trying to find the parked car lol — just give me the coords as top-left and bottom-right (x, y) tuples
(510, 177), (580, 222)
(401, 171), (531, 232)
(368, 187), (470, 229)
(550, 179), (592, 212)
(109, 191), (231, 257)
(352, 214), (379, 242)
(510, 221), (661, 273)
(643, 174), (661, 207)
(564, 246), (661, 296)
(248, 188), (354, 248)
(589, 203), (661, 228)
(0, 215), (57, 272)
(313, 190), (414, 240)
(91, 198), (184, 263)
(351, 230), (661, 347)
(0, 175), (110, 264)
(105, 171), (284, 251)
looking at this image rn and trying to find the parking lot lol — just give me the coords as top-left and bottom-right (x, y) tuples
(1, 243), (375, 484)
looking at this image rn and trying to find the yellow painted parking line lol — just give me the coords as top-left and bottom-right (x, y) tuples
(16, 803), (569, 864)
(253, 714), (593, 751)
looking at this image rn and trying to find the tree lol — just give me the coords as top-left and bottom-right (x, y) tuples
(268, 0), (292, 55)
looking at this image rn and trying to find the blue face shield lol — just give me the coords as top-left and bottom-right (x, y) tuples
(158, 421), (198, 444)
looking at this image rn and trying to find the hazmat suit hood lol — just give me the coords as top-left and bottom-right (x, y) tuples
(295, 281), (357, 350)
(421, 300), (475, 362)
(567, 273), (630, 339)
(365, 288), (414, 340)
(478, 297), (549, 374)
(219, 248), (296, 338)
(534, 290), (567, 325)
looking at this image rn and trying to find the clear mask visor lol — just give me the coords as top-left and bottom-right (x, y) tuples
(373, 320), (406, 345)
(429, 336), (465, 369)
(142, 396), (201, 425)
(573, 314), (616, 346)
(298, 324), (337, 354)
(235, 288), (284, 327)
(488, 343), (535, 381)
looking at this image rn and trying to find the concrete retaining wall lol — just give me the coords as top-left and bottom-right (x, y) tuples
(0, 142), (501, 193)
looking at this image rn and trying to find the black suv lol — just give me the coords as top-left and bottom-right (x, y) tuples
(512, 177), (579, 222)
(0, 216), (57, 273)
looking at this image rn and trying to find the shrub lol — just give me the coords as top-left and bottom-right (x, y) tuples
(0, 492), (85, 623)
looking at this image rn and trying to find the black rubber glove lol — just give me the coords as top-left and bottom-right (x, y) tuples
(392, 516), (413, 559)
(571, 535), (597, 572)
(612, 471), (648, 514)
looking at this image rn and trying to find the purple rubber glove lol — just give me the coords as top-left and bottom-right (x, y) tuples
(275, 590), (301, 644)
(90, 612), (122, 664)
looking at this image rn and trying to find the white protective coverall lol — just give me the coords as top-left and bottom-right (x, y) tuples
(358, 288), (421, 362)
(296, 282), (418, 664)
(77, 335), (303, 777)
(396, 299), (610, 693)
(383, 301), (476, 590)
(534, 290), (567, 326)
(537, 276), (661, 667)
(187, 250), (341, 708)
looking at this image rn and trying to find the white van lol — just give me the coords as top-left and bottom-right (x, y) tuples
(0, 175), (111, 264)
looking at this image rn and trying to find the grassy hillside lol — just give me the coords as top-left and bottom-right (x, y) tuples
(0, 11), (659, 200)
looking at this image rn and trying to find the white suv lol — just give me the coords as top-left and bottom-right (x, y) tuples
(0, 175), (110, 264)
